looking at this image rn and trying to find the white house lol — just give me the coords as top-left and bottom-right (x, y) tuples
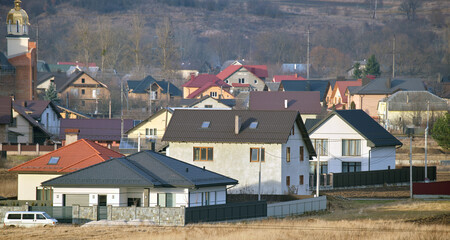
(162, 110), (316, 195)
(307, 110), (402, 174)
(42, 151), (237, 207)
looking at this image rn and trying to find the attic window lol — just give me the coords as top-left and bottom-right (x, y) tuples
(249, 122), (258, 129)
(48, 157), (60, 165)
(201, 121), (210, 128)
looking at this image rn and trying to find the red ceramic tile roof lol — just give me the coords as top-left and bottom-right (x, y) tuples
(249, 91), (322, 114)
(9, 139), (123, 173)
(217, 65), (268, 80)
(182, 74), (230, 88)
(272, 75), (306, 82)
(335, 80), (362, 103)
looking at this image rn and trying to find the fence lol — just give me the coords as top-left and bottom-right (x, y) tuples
(413, 181), (450, 197)
(267, 196), (327, 218)
(0, 200), (52, 207)
(310, 166), (436, 189)
(30, 206), (73, 223)
(0, 143), (61, 156)
(185, 201), (267, 224)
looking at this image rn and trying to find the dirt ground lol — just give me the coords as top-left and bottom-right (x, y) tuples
(322, 186), (410, 199)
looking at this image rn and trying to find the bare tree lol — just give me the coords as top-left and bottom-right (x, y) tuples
(97, 17), (113, 74)
(399, 0), (422, 21)
(72, 19), (96, 68)
(130, 14), (145, 74)
(155, 17), (179, 74)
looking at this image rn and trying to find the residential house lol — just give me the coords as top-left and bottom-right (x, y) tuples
(9, 137), (124, 201)
(281, 64), (309, 75)
(14, 100), (61, 136)
(179, 96), (235, 109)
(346, 78), (426, 118)
(264, 82), (281, 92)
(127, 75), (182, 102)
(42, 150), (238, 207)
(182, 74), (233, 99)
(278, 80), (331, 104)
(325, 79), (362, 109)
(125, 108), (173, 152)
(377, 91), (449, 131)
(346, 60), (367, 77)
(55, 104), (91, 119)
(0, 96), (12, 143)
(272, 74), (306, 83)
(59, 118), (134, 149)
(307, 110), (402, 174)
(36, 72), (67, 96)
(217, 63), (268, 93)
(9, 102), (52, 144)
(249, 92), (323, 121)
(163, 110), (316, 195)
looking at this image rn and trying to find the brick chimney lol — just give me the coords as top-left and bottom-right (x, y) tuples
(65, 128), (80, 145)
(234, 115), (241, 135)
(190, 72), (196, 81)
(386, 78), (391, 89)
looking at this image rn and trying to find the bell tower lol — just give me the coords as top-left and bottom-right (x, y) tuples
(6, 0), (30, 58)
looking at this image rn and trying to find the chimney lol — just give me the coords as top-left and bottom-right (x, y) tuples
(295, 73), (298, 78)
(235, 115), (241, 135)
(65, 128), (80, 145)
(22, 101), (27, 108)
(284, 99), (288, 109)
(190, 72), (195, 81)
(386, 78), (391, 89)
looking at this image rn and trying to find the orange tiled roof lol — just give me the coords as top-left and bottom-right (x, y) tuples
(9, 139), (123, 173)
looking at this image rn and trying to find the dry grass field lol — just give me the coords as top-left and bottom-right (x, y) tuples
(1, 200), (449, 240)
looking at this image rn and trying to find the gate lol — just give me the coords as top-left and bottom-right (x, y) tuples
(97, 206), (108, 220)
(30, 206), (72, 223)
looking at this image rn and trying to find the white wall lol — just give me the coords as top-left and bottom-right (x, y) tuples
(189, 186), (227, 207)
(309, 115), (395, 173)
(40, 106), (60, 136)
(191, 98), (232, 109)
(18, 174), (62, 200)
(149, 188), (188, 207)
(53, 188), (121, 206)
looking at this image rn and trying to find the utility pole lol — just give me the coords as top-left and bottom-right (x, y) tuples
(392, 35), (396, 79)
(138, 132), (141, 152)
(316, 142), (321, 197)
(120, 78), (124, 138)
(409, 132), (413, 199)
(425, 100), (430, 181)
(258, 147), (262, 201)
(307, 25), (310, 80)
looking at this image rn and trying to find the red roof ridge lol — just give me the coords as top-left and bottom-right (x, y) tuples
(80, 139), (101, 155)
(58, 153), (99, 172)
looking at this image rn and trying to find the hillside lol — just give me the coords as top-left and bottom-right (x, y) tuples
(1, 0), (449, 78)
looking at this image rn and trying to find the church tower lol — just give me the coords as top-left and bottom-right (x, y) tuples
(4, 0), (36, 101)
(6, 0), (30, 58)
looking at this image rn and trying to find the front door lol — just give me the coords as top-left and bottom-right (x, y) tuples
(97, 195), (107, 220)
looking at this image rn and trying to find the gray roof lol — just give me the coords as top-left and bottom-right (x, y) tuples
(264, 82), (281, 91)
(350, 78), (426, 95)
(127, 76), (182, 97)
(42, 150), (238, 188)
(163, 110), (316, 158)
(279, 80), (330, 101)
(309, 110), (402, 147)
(304, 118), (321, 131)
(381, 91), (449, 111)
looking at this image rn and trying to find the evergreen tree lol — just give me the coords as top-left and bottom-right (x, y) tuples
(44, 83), (59, 103)
(364, 54), (381, 77)
(350, 101), (356, 110)
(432, 113), (449, 150)
(352, 62), (363, 79)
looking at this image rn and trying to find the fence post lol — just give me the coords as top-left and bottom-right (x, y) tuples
(18, 143), (21, 155)
(36, 143), (39, 155)
(0, 143), (2, 151)
(54, 143), (57, 150)
(329, 173), (333, 188)
(107, 205), (112, 221)
(72, 205), (80, 225)
(180, 205), (185, 226)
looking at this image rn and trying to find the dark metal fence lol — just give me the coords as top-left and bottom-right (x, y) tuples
(29, 206), (73, 223)
(332, 166), (436, 188)
(185, 201), (267, 224)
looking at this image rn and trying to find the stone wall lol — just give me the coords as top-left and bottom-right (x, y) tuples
(108, 205), (185, 226)
(72, 205), (97, 225)
(0, 205), (28, 224)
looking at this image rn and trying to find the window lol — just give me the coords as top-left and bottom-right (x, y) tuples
(81, 78), (85, 83)
(286, 147), (290, 162)
(310, 162), (328, 174)
(81, 100), (85, 106)
(250, 148), (265, 162)
(342, 139), (361, 156)
(254, 80), (258, 84)
(249, 121), (258, 129)
(9, 117), (17, 127)
(286, 176), (290, 186)
(157, 193), (175, 207)
(193, 147), (213, 161)
(36, 214), (46, 220)
(300, 146), (304, 161)
(204, 192), (210, 206)
(81, 89), (85, 95)
(291, 126), (295, 135)
(204, 105), (213, 108)
(210, 92), (217, 97)
(299, 175), (304, 185)
(127, 198), (141, 207)
(146, 128), (157, 136)
(23, 214), (34, 220)
(342, 162), (361, 173)
(7, 214), (21, 220)
(16, 20), (19, 33)
(48, 157), (60, 165)
(239, 78), (245, 84)
(201, 121), (210, 128)
(313, 139), (328, 156)
(224, 80), (229, 83)
(92, 89), (99, 98)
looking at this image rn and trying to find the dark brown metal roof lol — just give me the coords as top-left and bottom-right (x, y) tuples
(249, 91), (322, 114)
(163, 110), (316, 157)
(0, 96), (12, 124)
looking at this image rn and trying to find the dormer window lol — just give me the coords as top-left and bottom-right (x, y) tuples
(81, 78), (85, 83)
(249, 122), (258, 129)
(48, 157), (60, 165)
(201, 121), (210, 128)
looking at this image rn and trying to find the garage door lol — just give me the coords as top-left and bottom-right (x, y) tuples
(64, 194), (89, 206)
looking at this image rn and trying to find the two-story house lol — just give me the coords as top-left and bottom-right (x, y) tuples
(306, 110), (402, 174)
(162, 110), (316, 195)
(217, 63), (268, 93)
(325, 79), (362, 109)
(127, 75), (182, 102)
(14, 100), (61, 136)
(182, 74), (233, 99)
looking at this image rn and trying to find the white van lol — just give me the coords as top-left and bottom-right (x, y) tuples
(3, 211), (58, 227)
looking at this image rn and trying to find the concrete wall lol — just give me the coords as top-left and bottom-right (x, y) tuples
(0, 205), (28, 224)
(349, 94), (387, 118)
(107, 206), (185, 226)
(267, 196), (327, 218)
(225, 68), (265, 92)
(18, 173), (62, 200)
